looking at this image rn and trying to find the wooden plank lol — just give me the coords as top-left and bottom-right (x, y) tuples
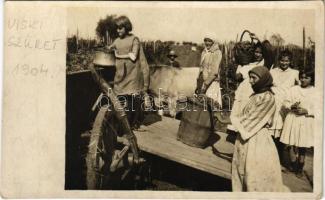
(116, 115), (312, 191)
(133, 116), (233, 179)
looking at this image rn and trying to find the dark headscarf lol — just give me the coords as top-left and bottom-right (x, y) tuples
(249, 66), (273, 94)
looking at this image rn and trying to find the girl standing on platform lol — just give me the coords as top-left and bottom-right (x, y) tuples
(107, 15), (150, 131)
(280, 70), (315, 177)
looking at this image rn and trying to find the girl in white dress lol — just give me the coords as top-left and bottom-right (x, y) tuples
(280, 70), (314, 177)
(269, 50), (299, 165)
(270, 50), (299, 138)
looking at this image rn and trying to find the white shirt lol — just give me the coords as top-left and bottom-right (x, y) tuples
(270, 67), (299, 89)
(236, 60), (264, 80)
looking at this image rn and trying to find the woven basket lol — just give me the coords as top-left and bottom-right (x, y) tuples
(234, 30), (255, 65)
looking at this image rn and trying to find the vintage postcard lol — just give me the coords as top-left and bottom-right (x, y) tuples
(1, 1), (324, 199)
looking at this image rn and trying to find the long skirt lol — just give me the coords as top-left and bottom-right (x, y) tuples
(232, 128), (289, 192)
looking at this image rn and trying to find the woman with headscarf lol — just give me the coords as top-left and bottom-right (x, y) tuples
(228, 35), (274, 132)
(197, 33), (222, 107)
(230, 42), (265, 118)
(231, 66), (289, 192)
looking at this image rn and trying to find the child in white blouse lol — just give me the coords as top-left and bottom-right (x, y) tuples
(269, 50), (299, 166)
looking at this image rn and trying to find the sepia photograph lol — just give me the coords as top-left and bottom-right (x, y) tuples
(66, 5), (316, 192)
(2, 1), (323, 199)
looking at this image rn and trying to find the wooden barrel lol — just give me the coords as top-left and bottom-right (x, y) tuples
(177, 97), (214, 148)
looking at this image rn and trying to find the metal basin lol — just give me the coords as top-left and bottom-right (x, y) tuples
(93, 51), (116, 67)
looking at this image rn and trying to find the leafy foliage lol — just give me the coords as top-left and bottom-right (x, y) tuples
(66, 31), (315, 108)
(95, 15), (118, 44)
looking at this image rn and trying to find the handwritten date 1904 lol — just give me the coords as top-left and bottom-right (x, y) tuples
(12, 63), (48, 77)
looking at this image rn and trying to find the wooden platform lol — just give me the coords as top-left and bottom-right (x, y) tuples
(133, 116), (234, 179)
(130, 115), (313, 192)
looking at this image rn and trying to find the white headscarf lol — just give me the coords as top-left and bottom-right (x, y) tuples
(200, 32), (221, 66)
(203, 32), (220, 53)
(204, 32), (216, 42)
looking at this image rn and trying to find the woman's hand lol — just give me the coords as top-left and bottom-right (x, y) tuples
(103, 45), (116, 53)
(249, 33), (259, 41)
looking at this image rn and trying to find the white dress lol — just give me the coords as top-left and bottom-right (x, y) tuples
(269, 67), (299, 138)
(280, 86), (314, 147)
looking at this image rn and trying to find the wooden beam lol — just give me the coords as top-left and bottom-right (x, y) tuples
(126, 116), (233, 179)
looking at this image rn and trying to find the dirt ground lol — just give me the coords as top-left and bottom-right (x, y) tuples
(282, 149), (314, 192)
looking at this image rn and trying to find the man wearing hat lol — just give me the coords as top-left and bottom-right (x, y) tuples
(167, 50), (181, 68)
